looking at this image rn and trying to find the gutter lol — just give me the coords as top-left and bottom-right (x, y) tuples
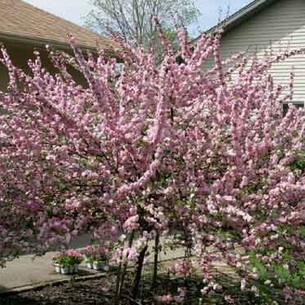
(0, 31), (119, 58)
(193, 0), (279, 42)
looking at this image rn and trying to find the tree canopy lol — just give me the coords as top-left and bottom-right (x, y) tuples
(1, 29), (305, 303)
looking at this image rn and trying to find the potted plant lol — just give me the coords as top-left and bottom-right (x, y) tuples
(85, 256), (94, 269)
(83, 245), (95, 269)
(65, 249), (83, 273)
(93, 257), (108, 270)
(93, 248), (110, 271)
(52, 253), (62, 273)
(83, 245), (110, 271)
(52, 249), (83, 274)
(59, 255), (73, 274)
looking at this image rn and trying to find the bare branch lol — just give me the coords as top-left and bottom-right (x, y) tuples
(86, 0), (200, 52)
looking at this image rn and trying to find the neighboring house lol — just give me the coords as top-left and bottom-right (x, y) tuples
(0, 0), (117, 90)
(199, 0), (305, 107)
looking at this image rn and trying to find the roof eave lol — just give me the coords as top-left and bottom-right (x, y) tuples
(193, 0), (279, 42)
(0, 31), (119, 57)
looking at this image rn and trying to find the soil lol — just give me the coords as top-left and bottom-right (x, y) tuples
(0, 277), (124, 305)
(0, 274), (286, 305)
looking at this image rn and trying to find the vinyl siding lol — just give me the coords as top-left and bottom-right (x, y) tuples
(219, 0), (305, 102)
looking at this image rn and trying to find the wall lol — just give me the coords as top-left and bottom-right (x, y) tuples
(219, 0), (305, 102)
(0, 41), (88, 91)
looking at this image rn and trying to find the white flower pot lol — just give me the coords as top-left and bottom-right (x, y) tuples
(73, 264), (79, 273)
(86, 262), (93, 269)
(61, 267), (70, 274)
(69, 266), (75, 273)
(93, 261), (107, 271)
(93, 262), (102, 270)
(54, 263), (61, 273)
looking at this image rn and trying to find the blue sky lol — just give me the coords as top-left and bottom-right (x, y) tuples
(194, 0), (252, 33)
(24, 0), (252, 35)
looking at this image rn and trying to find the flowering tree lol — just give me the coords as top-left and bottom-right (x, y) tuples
(1, 28), (305, 303)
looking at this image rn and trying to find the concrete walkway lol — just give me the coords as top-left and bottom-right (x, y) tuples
(0, 236), (186, 293)
(0, 251), (84, 292)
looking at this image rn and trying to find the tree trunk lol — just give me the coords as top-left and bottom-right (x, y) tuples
(119, 232), (134, 296)
(131, 244), (148, 302)
(151, 233), (160, 290)
(115, 232), (134, 305)
(114, 260), (123, 305)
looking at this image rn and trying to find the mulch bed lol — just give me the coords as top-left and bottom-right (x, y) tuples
(0, 278), (119, 305)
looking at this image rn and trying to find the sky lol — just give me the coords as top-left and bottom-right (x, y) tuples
(23, 0), (253, 35)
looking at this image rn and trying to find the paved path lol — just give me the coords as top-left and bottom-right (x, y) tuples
(0, 233), (237, 293)
(0, 251), (79, 292)
(0, 236), (186, 292)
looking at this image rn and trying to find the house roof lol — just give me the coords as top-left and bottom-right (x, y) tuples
(0, 0), (116, 52)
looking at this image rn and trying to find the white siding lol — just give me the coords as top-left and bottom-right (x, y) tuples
(220, 0), (305, 102)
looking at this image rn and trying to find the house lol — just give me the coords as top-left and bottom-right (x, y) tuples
(0, 0), (117, 90)
(199, 0), (305, 107)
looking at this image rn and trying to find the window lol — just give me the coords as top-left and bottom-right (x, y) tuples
(283, 101), (304, 116)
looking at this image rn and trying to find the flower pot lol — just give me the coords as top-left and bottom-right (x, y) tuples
(73, 264), (79, 273)
(86, 262), (93, 269)
(61, 267), (70, 274)
(54, 263), (61, 273)
(93, 261), (107, 271)
(69, 265), (75, 274)
(93, 262), (102, 270)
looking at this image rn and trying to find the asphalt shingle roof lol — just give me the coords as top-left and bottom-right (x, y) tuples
(0, 0), (115, 51)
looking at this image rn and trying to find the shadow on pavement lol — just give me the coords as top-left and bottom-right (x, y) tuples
(0, 285), (9, 294)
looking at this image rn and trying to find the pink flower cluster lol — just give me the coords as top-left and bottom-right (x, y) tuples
(53, 249), (83, 265)
(83, 245), (110, 261)
(168, 259), (194, 277)
(154, 287), (186, 304)
(65, 249), (83, 258)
